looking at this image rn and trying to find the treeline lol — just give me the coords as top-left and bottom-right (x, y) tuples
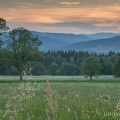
(1, 18), (120, 80)
(0, 49), (119, 76)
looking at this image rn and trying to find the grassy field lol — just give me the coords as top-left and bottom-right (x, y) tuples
(0, 75), (120, 82)
(0, 75), (120, 120)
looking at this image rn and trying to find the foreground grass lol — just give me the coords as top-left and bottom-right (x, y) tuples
(0, 76), (120, 120)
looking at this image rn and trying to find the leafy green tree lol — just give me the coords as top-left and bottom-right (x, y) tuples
(104, 62), (113, 75)
(31, 63), (45, 75)
(48, 63), (59, 75)
(76, 57), (81, 66)
(55, 55), (65, 67)
(7, 66), (19, 75)
(113, 57), (120, 77)
(99, 57), (106, 75)
(59, 63), (80, 75)
(69, 57), (74, 64)
(5, 27), (42, 80)
(43, 54), (55, 68)
(82, 56), (101, 80)
(108, 51), (115, 56)
(0, 18), (9, 35)
(109, 54), (118, 64)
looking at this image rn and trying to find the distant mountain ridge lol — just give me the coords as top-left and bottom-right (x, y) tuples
(85, 32), (120, 39)
(32, 31), (92, 51)
(31, 31), (120, 52)
(63, 35), (120, 53)
(32, 31), (91, 43)
(0, 31), (120, 53)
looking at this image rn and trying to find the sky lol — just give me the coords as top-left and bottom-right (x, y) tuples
(0, 0), (120, 34)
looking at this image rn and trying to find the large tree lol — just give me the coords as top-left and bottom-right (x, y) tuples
(113, 57), (120, 77)
(5, 27), (42, 80)
(82, 56), (101, 80)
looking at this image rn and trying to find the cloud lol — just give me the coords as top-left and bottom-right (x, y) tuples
(6, 20), (120, 34)
(1, 4), (120, 33)
(58, 2), (80, 5)
(44, 0), (55, 2)
(1, 5), (120, 23)
(13, 2), (41, 8)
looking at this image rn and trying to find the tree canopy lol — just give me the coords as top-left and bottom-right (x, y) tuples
(59, 63), (80, 75)
(82, 56), (101, 80)
(113, 57), (120, 77)
(48, 63), (59, 75)
(5, 27), (43, 80)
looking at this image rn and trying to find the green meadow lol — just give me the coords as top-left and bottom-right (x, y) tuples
(0, 75), (120, 82)
(0, 75), (120, 120)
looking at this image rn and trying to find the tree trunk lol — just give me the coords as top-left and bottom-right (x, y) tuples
(90, 75), (92, 81)
(20, 71), (23, 80)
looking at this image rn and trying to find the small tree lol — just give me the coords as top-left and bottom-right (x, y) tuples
(31, 63), (45, 75)
(48, 63), (59, 75)
(113, 57), (120, 77)
(82, 56), (101, 80)
(104, 62), (113, 75)
(5, 27), (42, 80)
(69, 57), (74, 64)
(55, 55), (65, 67)
(43, 54), (55, 68)
(59, 63), (80, 75)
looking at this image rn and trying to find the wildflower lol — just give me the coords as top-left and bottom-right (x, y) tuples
(68, 108), (70, 112)
(76, 94), (78, 97)
(96, 109), (98, 113)
(82, 110), (84, 112)
(115, 100), (120, 111)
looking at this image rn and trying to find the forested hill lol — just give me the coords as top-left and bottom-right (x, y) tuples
(0, 32), (91, 51)
(32, 31), (91, 43)
(85, 32), (120, 39)
(63, 36), (120, 53)
(1, 31), (120, 53)
(32, 31), (91, 51)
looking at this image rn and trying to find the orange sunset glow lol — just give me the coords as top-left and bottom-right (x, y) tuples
(0, 0), (120, 33)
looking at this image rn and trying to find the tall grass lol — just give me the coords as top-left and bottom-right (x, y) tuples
(0, 76), (120, 119)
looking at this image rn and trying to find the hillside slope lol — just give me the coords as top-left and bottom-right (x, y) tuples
(63, 36), (120, 53)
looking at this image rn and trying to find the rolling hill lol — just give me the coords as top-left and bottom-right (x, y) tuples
(32, 31), (120, 52)
(32, 31), (91, 43)
(63, 36), (120, 53)
(1, 31), (120, 53)
(31, 31), (92, 51)
(85, 32), (120, 39)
